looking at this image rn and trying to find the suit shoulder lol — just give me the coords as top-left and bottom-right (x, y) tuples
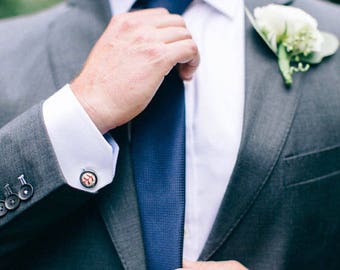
(0, 4), (71, 125)
(0, 3), (70, 56)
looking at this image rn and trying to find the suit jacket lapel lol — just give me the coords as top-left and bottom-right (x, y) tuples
(48, 1), (146, 269)
(199, 0), (304, 260)
(97, 126), (146, 270)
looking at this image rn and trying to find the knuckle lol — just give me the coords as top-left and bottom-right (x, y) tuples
(114, 16), (136, 32)
(172, 14), (186, 25)
(134, 33), (148, 43)
(144, 44), (164, 60)
(188, 40), (198, 54)
(182, 28), (192, 39)
(157, 7), (169, 14)
(172, 14), (182, 20)
(122, 20), (135, 31)
(134, 27), (155, 43)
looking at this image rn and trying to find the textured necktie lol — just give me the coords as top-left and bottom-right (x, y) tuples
(131, 1), (192, 269)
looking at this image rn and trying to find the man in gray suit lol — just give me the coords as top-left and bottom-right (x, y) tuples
(0, 0), (339, 269)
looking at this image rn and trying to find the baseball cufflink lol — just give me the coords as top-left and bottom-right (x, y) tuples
(80, 170), (98, 189)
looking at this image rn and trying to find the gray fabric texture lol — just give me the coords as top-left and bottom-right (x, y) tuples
(0, 0), (339, 269)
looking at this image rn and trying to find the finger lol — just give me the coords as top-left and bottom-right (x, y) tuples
(178, 53), (200, 81)
(127, 9), (186, 28)
(111, 8), (169, 28)
(184, 261), (220, 269)
(135, 13), (186, 28)
(155, 14), (186, 28)
(183, 260), (249, 270)
(166, 39), (200, 69)
(113, 8), (172, 30)
(183, 260), (196, 268)
(156, 27), (192, 44)
(129, 7), (169, 16)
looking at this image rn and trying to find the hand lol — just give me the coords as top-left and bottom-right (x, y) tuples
(71, 8), (200, 134)
(177, 260), (248, 270)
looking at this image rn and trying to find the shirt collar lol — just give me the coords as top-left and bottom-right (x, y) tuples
(204, 0), (241, 19)
(109, 0), (241, 19)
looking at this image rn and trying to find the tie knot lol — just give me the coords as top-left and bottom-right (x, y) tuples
(133, 0), (192, 14)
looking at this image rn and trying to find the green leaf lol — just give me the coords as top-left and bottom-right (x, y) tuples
(245, 6), (277, 54)
(300, 32), (339, 64)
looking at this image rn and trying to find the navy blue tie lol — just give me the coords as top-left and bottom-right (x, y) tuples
(133, 0), (191, 14)
(131, 1), (192, 269)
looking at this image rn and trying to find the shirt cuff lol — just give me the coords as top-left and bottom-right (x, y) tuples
(43, 84), (119, 193)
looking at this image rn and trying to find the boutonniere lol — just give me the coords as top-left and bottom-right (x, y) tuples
(245, 4), (339, 86)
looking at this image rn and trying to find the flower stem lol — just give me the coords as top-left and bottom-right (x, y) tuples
(278, 43), (292, 86)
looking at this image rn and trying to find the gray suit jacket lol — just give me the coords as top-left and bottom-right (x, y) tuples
(0, 0), (339, 269)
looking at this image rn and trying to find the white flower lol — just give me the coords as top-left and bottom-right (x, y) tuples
(254, 4), (323, 56)
(246, 4), (338, 86)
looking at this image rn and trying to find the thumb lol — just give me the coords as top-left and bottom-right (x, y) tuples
(182, 259), (196, 268)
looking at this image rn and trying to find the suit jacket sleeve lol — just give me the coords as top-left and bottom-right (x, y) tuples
(0, 104), (94, 259)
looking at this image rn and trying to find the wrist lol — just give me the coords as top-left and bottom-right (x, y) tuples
(70, 78), (113, 134)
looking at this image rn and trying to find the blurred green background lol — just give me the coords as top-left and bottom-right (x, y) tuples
(0, 0), (63, 19)
(0, 0), (339, 19)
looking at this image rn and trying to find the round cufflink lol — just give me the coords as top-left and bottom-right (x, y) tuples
(17, 175), (34, 201)
(80, 170), (97, 188)
(4, 184), (20, 211)
(0, 201), (7, 217)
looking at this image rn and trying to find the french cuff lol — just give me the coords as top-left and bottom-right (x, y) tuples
(43, 84), (119, 193)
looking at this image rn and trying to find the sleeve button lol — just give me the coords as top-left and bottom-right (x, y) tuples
(5, 194), (20, 211)
(18, 185), (34, 201)
(0, 201), (8, 217)
(4, 184), (20, 211)
(18, 175), (34, 201)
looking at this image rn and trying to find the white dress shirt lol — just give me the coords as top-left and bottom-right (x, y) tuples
(43, 0), (244, 261)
